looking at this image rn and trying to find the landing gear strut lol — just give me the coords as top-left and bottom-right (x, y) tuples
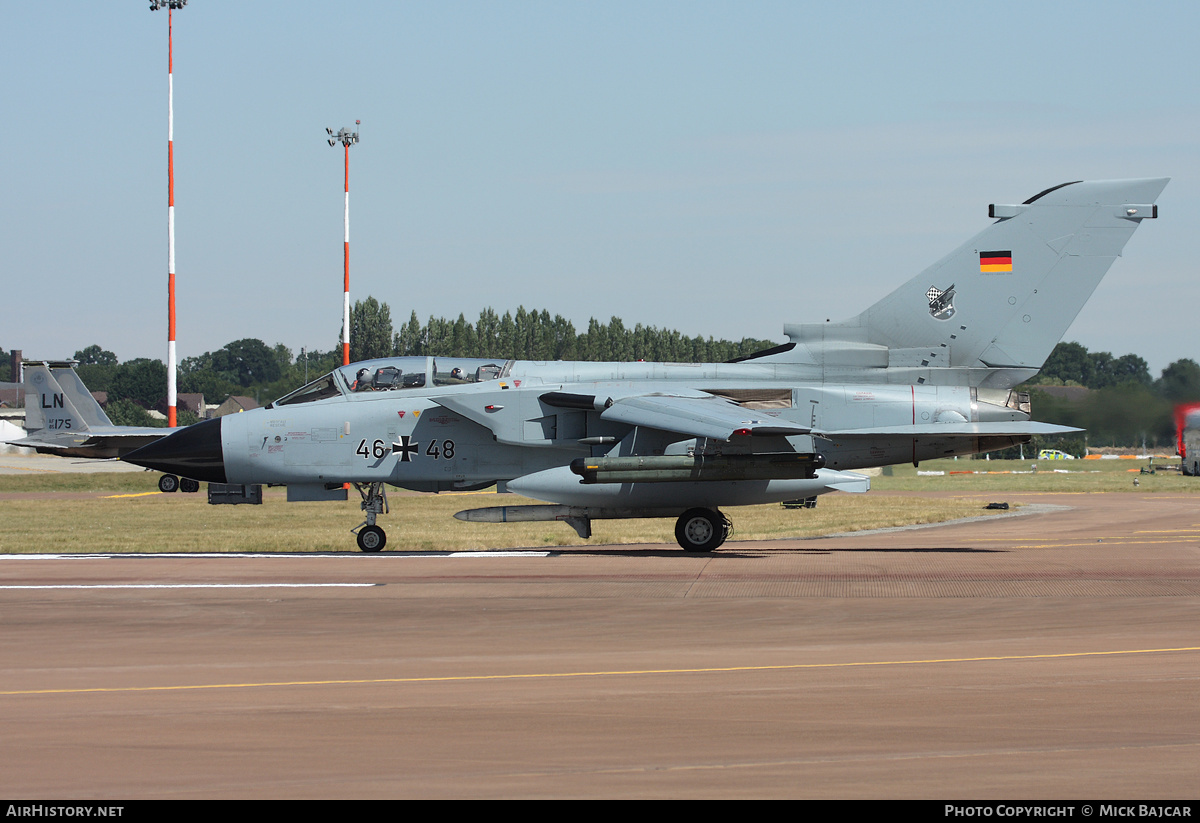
(352, 482), (389, 552)
(674, 508), (732, 552)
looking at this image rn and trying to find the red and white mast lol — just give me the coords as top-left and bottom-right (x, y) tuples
(151, 1), (187, 427)
(327, 122), (360, 366)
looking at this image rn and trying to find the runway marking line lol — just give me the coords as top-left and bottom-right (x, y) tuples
(2, 646), (1196, 697)
(102, 492), (161, 499)
(962, 536), (1200, 549)
(1009, 539), (1200, 549)
(0, 552), (554, 560)
(0, 583), (378, 590)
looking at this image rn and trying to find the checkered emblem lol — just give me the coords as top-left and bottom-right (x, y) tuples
(926, 283), (956, 321)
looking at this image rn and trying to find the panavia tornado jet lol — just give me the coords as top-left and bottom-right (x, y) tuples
(125, 178), (1168, 552)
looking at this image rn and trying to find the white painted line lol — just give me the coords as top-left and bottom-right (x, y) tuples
(0, 583), (379, 590)
(0, 552), (555, 560)
(447, 551), (553, 558)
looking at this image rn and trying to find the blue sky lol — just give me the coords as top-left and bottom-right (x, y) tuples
(3, 1), (1197, 373)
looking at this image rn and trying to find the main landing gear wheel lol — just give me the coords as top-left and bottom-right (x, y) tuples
(158, 474), (179, 493)
(675, 508), (731, 552)
(356, 525), (387, 553)
(179, 477), (200, 493)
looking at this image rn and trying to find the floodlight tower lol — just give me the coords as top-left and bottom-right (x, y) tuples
(150, 0), (187, 427)
(327, 122), (360, 366)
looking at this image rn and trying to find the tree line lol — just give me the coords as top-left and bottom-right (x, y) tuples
(351, 298), (776, 365)
(1010, 342), (1200, 453)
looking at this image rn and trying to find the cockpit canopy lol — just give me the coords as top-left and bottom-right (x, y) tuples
(270, 356), (511, 408)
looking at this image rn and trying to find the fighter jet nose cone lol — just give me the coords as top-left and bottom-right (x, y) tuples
(124, 417), (227, 483)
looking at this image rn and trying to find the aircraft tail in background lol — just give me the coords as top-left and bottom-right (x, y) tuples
(7, 362), (170, 459)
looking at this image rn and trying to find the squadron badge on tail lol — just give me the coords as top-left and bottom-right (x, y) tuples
(927, 283), (956, 320)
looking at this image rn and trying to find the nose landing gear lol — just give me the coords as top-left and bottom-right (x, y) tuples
(351, 482), (389, 552)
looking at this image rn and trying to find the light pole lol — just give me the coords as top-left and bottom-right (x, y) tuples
(150, 0), (187, 427)
(327, 122), (360, 366)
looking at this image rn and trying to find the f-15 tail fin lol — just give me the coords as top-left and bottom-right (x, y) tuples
(21, 363), (101, 436)
(11, 362), (171, 459)
(781, 178), (1168, 382)
(48, 365), (113, 429)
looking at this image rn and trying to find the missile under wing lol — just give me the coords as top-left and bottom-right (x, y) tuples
(125, 178), (1169, 551)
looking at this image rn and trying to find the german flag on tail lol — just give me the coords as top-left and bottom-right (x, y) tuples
(979, 250), (1012, 273)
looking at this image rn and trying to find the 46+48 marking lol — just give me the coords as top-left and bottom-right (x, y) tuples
(357, 437), (455, 463)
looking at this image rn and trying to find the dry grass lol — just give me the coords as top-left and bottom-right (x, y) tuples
(1, 456), (1193, 554)
(0, 483), (992, 554)
(874, 456), (1196, 494)
(0, 471), (160, 495)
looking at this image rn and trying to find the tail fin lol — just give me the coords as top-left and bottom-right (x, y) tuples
(49, 365), (113, 428)
(22, 363), (94, 436)
(782, 178), (1168, 381)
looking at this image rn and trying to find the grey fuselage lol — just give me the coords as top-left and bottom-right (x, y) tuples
(220, 355), (1028, 492)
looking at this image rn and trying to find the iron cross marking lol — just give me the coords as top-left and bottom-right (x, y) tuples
(392, 435), (419, 462)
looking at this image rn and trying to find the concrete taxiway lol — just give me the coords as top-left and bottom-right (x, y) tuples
(1, 491), (1197, 798)
(0, 450), (144, 474)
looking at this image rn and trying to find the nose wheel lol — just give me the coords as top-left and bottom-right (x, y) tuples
(351, 482), (390, 552)
(356, 525), (387, 552)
